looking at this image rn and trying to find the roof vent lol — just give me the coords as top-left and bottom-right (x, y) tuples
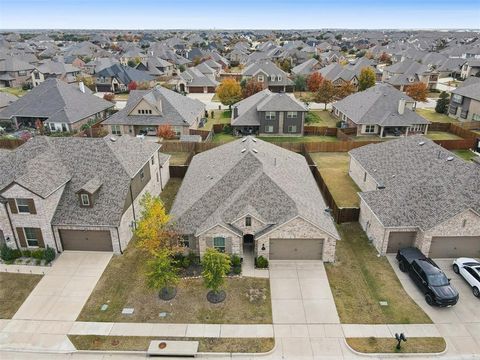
(109, 136), (117, 142)
(252, 138), (257, 142)
(418, 141), (425, 146)
(241, 137), (247, 142)
(241, 148), (246, 153)
(252, 148), (258, 153)
(377, 183), (385, 190)
(446, 156), (454, 161)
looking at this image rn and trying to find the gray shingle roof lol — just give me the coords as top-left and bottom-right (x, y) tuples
(103, 86), (205, 127)
(349, 136), (480, 230)
(170, 137), (339, 239)
(0, 78), (113, 124)
(333, 83), (429, 127)
(451, 82), (480, 102)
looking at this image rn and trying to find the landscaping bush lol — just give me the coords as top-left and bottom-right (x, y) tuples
(255, 256), (269, 269)
(187, 251), (199, 265)
(232, 266), (242, 275)
(0, 244), (21, 262)
(31, 249), (45, 260)
(231, 254), (241, 267)
(0, 120), (14, 132)
(181, 256), (190, 269)
(44, 246), (56, 263)
(22, 249), (31, 258)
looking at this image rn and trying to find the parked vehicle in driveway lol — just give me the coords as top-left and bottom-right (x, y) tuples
(397, 247), (459, 306)
(453, 258), (480, 298)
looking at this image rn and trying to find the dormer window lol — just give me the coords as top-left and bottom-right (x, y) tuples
(258, 74), (264, 82)
(245, 216), (252, 227)
(278, 76), (282, 81)
(81, 194), (90, 207)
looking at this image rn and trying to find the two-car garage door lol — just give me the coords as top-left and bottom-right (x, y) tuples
(59, 229), (113, 251)
(429, 236), (480, 258)
(269, 238), (324, 260)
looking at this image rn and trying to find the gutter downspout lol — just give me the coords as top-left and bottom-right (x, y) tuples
(3, 202), (19, 250)
(116, 227), (123, 254)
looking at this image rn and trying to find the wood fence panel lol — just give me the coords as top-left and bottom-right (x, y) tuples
(0, 139), (25, 149)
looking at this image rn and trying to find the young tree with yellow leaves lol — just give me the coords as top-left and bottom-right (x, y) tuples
(216, 77), (242, 108)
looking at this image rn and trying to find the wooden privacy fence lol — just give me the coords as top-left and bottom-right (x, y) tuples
(189, 128), (213, 141)
(303, 151), (360, 224)
(303, 126), (337, 136)
(169, 166), (188, 178)
(0, 138), (25, 149)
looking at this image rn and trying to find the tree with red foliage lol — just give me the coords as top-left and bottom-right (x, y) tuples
(242, 78), (264, 98)
(406, 82), (428, 109)
(307, 72), (324, 92)
(157, 124), (176, 139)
(379, 52), (392, 64)
(103, 93), (115, 102)
(128, 81), (137, 91)
(35, 119), (45, 135)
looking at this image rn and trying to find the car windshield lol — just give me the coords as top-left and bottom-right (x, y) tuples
(428, 273), (449, 287)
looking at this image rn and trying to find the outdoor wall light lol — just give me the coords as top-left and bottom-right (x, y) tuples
(261, 244), (266, 251)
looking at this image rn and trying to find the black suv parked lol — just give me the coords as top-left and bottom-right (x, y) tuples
(397, 247), (459, 307)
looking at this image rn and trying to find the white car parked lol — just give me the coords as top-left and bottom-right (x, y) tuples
(453, 258), (480, 298)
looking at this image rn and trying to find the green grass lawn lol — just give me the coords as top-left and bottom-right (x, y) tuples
(309, 152), (360, 208)
(425, 131), (462, 140)
(259, 135), (338, 143)
(325, 223), (432, 324)
(160, 178), (183, 213)
(415, 109), (457, 123)
(0, 87), (27, 97)
(203, 110), (231, 131)
(166, 152), (191, 166)
(212, 132), (237, 143)
(453, 150), (479, 162)
(305, 110), (338, 128)
(347, 337), (445, 354)
(0, 273), (43, 318)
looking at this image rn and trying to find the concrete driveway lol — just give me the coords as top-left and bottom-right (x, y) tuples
(388, 256), (480, 354)
(13, 251), (112, 321)
(270, 261), (339, 325)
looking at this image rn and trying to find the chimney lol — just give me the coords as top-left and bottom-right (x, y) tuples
(398, 98), (405, 115)
(79, 81), (85, 93)
(233, 106), (239, 119)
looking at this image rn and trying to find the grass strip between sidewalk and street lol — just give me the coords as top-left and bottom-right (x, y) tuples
(0, 273), (43, 319)
(68, 335), (275, 353)
(346, 337), (446, 354)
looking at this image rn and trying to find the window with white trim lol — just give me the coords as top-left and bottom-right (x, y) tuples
(16, 199), (31, 213)
(364, 125), (375, 133)
(265, 112), (276, 120)
(270, 75), (276, 81)
(111, 125), (121, 135)
(24, 228), (39, 247)
(213, 236), (225, 252)
(287, 111), (297, 119)
(287, 125), (297, 133)
(258, 74), (264, 82)
(265, 125), (274, 133)
(80, 194), (90, 206)
(278, 75), (282, 81)
(245, 216), (252, 227)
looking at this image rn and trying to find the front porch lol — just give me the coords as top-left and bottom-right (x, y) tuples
(242, 234), (268, 278)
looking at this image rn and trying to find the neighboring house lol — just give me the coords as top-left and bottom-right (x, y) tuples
(318, 63), (359, 88)
(241, 60), (295, 92)
(0, 78), (114, 132)
(460, 59), (480, 79)
(448, 79), (480, 121)
(382, 58), (438, 90)
(0, 55), (35, 88)
(136, 56), (175, 77)
(102, 85), (205, 137)
(95, 63), (155, 93)
(177, 67), (219, 93)
(348, 136), (480, 258)
(291, 58), (322, 77)
(0, 92), (17, 110)
(31, 59), (81, 87)
(170, 136), (339, 261)
(332, 84), (430, 137)
(84, 57), (120, 75)
(231, 89), (308, 136)
(0, 136), (170, 254)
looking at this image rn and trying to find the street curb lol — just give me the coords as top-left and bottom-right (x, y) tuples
(343, 338), (448, 357)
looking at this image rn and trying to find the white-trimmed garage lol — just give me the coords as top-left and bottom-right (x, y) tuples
(269, 238), (324, 260)
(59, 229), (113, 251)
(429, 236), (480, 258)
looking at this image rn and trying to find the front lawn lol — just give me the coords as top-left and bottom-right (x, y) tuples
(415, 109), (457, 123)
(77, 245), (272, 324)
(305, 110), (338, 127)
(0, 87), (27, 97)
(309, 152), (360, 207)
(325, 223), (432, 324)
(69, 335), (275, 353)
(453, 150), (478, 162)
(0, 273), (42, 318)
(347, 337), (446, 354)
(259, 135), (338, 143)
(425, 131), (462, 140)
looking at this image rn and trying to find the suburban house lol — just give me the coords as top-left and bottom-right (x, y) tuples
(102, 85), (205, 137)
(0, 78), (114, 132)
(0, 55), (35, 88)
(382, 58), (438, 91)
(0, 136), (170, 254)
(241, 60), (295, 92)
(136, 56), (175, 78)
(460, 59), (480, 79)
(94, 63), (155, 93)
(231, 89), (308, 136)
(291, 58), (322, 77)
(332, 83), (430, 137)
(170, 136), (339, 261)
(177, 67), (219, 93)
(448, 78), (480, 121)
(348, 136), (480, 258)
(31, 59), (81, 87)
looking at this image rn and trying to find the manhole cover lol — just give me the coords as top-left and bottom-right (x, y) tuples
(100, 304), (108, 311)
(379, 301), (388, 306)
(159, 312), (168, 318)
(122, 307), (134, 315)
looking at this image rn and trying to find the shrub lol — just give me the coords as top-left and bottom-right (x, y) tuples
(0, 244), (21, 261)
(0, 120), (14, 132)
(231, 254), (241, 267)
(181, 256), (190, 269)
(255, 256), (269, 269)
(103, 93), (115, 102)
(44, 246), (56, 263)
(22, 249), (31, 258)
(21, 83), (30, 90)
(31, 249), (45, 260)
(187, 251), (199, 265)
(232, 266), (242, 275)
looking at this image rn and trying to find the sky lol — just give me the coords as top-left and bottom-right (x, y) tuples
(0, 0), (479, 30)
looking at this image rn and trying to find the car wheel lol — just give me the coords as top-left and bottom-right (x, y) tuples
(453, 264), (459, 274)
(425, 294), (434, 306)
(473, 287), (480, 298)
(399, 261), (407, 273)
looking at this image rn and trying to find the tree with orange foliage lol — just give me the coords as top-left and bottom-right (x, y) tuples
(314, 80), (336, 110)
(336, 81), (356, 100)
(242, 78), (264, 98)
(307, 72), (324, 92)
(406, 82), (428, 109)
(379, 52), (392, 64)
(216, 78), (242, 108)
(157, 124), (176, 139)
